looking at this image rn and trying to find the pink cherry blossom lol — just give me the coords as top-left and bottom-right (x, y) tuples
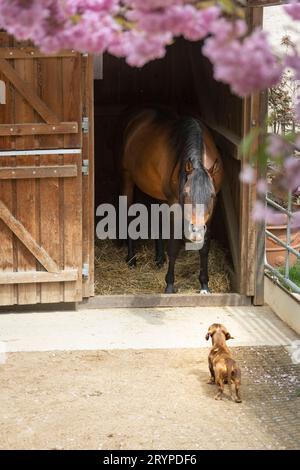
(283, 156), (300, 192)
(267, 134), (294, 158)
(0, 1), (283, 97)
(123, 0), (184, 9)
(203, 20), (282, 96)
(256, 178), (268, 196)
(239, 164), (255, 184)
(127, 5), (220, 41)
(252, 200), (286, 225)
(0, 0), (50, 40)
(109, 30), (172, 66)
(284, 0), (300, 21)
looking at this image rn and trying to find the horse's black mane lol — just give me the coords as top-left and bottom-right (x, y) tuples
(167, 114), (214, 207)
(170, 116), (202, 168)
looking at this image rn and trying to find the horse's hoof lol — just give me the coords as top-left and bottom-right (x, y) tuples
(235, 398), (242, 403)
(200, 288), (210, 295)
(207, 378), (215, 385)
(126, 255), (137, 267)
(214, 394), (222, 401)
(165, 285), (176, 294)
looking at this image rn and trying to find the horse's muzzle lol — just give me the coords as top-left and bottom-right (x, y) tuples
(185, 223), (207, 244)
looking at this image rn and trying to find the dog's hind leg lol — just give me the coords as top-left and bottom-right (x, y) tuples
(234, 379), (242, 403)
(227, 362), (235, 401)
(214, 378), (224, 400)
(233, 367), (242, 403)
(207, 358), (215, 384)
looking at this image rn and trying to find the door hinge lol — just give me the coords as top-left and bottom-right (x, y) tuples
(82, 117), (89, 134)
(82, 263), (89, 279)
(82, 159), (89, 176)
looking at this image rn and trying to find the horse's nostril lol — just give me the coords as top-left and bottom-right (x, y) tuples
(191, 224), (207, 234)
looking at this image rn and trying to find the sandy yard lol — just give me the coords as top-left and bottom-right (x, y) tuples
(1, 346), (299, 450)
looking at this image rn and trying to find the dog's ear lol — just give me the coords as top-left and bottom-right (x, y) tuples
(225, 332), (234, 340)
(206, 324), (216, 340)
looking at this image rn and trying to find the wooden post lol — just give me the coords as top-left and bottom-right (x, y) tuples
(241, 6), (267, 304)
(254, 89), (268, 306)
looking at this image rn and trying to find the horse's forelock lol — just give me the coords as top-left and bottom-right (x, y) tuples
(189, 167), (215, 208)
(173, 117), (214, 208)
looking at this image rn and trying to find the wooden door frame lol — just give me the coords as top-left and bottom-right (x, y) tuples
(81, 54), (95, 298)
(240, 5), (267, 305)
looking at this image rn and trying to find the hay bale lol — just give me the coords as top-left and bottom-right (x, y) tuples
(95, 239), (231, 295)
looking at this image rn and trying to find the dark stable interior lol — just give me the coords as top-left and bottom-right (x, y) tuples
(93, 38), (236, 264)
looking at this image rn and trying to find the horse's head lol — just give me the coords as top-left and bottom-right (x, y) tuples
(181, 158), (216, 243)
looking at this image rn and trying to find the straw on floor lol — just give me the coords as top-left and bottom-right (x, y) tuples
(95, 239), (231, 295)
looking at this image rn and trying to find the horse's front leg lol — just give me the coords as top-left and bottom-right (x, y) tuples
(152, 204), (165, 268)
(155, 238), (165, 268)
(165, 238), (181, 293)
(199, 226), (211, 294)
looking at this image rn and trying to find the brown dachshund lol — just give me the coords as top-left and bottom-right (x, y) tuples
(205, 323), (242, 403)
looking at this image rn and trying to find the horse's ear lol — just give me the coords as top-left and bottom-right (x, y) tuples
(185, 159), (193, 174)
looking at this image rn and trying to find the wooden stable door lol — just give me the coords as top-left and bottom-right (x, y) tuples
(0, 34), (94, 305)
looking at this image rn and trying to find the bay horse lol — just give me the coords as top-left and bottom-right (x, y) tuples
(120, 109), (224, 294)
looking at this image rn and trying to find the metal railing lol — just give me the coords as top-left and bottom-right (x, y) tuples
(265, 191), (300, 294)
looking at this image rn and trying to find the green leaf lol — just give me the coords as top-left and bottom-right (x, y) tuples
(219, 0), (235, 14)
(217, 0), (245, 17)
(196, 1), (216, 9)
(255, 141), (268, 172)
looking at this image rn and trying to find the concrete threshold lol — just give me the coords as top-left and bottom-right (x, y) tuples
(0, 305), (298, 353)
